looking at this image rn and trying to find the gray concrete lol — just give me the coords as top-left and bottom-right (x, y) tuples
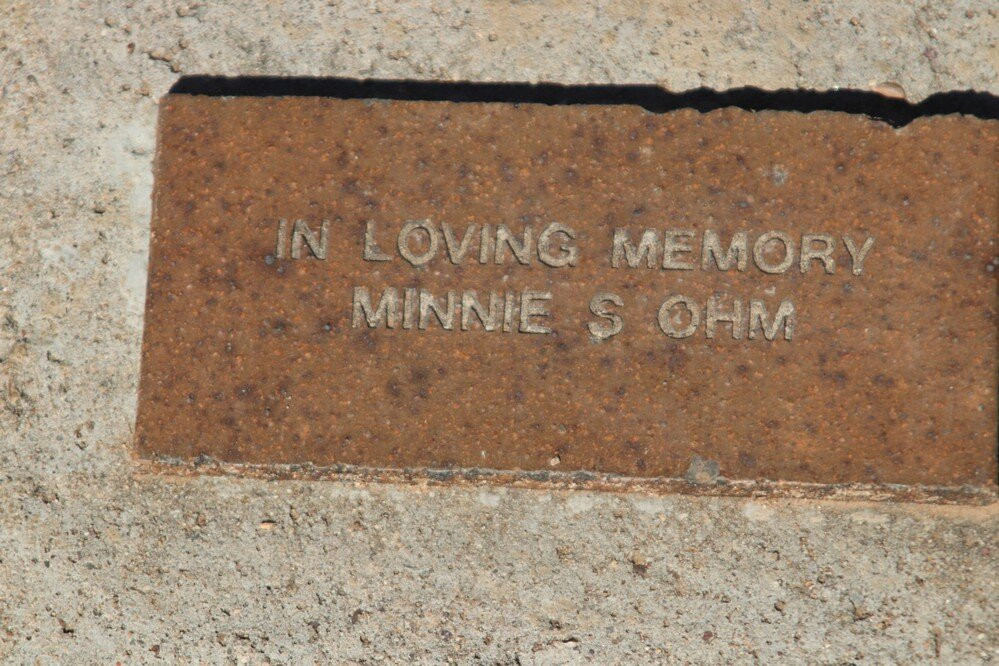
(1, 1), (996, 662)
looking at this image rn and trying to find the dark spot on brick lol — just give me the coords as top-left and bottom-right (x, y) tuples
(872, 374), (895, 387)
(826, 371), (847, 385)
(667, 345), (687, 372)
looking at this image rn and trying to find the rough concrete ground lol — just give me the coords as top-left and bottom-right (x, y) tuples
(0, 1), (997, 662)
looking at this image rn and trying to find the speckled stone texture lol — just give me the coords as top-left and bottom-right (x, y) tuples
(1, 1), (997, 663)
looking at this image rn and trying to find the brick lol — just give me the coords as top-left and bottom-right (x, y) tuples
(136, 96), (998, 498)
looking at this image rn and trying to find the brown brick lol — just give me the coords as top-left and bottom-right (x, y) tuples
(136, 96), (997, 498)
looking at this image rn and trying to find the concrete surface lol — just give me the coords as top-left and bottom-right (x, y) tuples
(0, 1), (996, 662)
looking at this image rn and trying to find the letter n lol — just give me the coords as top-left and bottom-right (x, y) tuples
(291, 219), (329, 259)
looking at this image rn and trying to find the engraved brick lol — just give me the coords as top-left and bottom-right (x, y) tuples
(136, 95), (998, 498)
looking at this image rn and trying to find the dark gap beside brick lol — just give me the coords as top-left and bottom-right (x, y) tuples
(168, 76), (999, 127)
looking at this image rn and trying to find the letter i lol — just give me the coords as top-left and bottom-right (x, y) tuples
(503, 292), (516, 332)
(275, 219), (288, 259)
